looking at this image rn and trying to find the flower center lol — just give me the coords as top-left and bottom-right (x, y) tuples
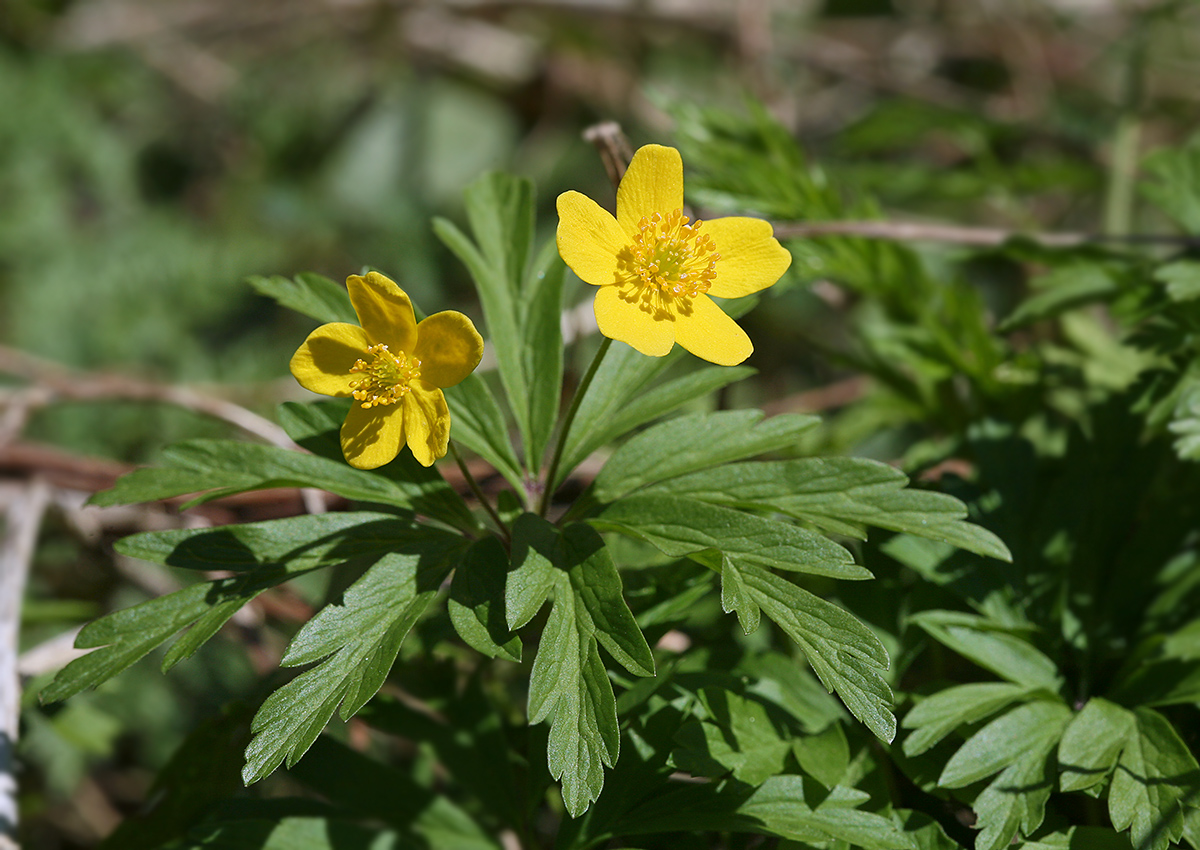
(348, 344), (421, 408)
(618, 209), (720, 300)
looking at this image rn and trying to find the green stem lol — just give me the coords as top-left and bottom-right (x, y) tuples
(538, 337), (613, 517)
(450, 440), (509, 543)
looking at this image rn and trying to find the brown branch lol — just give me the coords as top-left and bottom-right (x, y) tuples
(0, 345), (327, 515)
(769, 218), (1200, 249)
(583, 121), (633, 192)
(0, 345), (295, 449)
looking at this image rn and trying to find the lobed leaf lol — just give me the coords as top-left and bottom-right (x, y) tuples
(901, 682), (1034, 757)
(518, 239), (565, 471)
(243, 531), (467, 784)
(1108, 707), (1200, 850)
(92, 439), (409, 509)
(909, 611), (1061, 691)
(435, 172), (563, 476)
(448, 536), (522, 662)
(116, 512), (427, 572)
(1057, 697), (1135, 792)
(938, 700), (1071, 789)
(594, 494), (866, 581)
(616, 775), (915, 848)
(592, 410), (819, 503)
(999, 263), (1120, 331)
(649, 456), (1010, 561)
(515, 517), (654, 815)
(972, 747), (1058, 850)
(443, 374), (527, 495)
(247, 272), (357, 325)
(278, 400), (479, 529)
(713, 557), (895, 743)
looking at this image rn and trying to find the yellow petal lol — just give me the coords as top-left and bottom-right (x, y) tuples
(616, 145), (684, 234)
(673, 295), (752, 366)
(413, 311), (484, 388)
(403, 382), (450, 467)
(289, 323), (371, 396)
(701, 217), (793, 299)
(593, 283), (675, 357)
(340, 402), (405, 470)
(347, 271), (418, 352)
(556, 191), (627, 287)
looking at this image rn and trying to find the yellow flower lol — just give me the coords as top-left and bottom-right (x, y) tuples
(556, 144), (791, 366)
(289, 271), (484, 469)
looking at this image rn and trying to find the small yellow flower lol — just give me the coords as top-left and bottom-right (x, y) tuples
(289, 271), (483, 469)
(556, 144), (791, 366)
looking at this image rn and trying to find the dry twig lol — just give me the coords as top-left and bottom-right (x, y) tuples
(1, 479), (53, 849)
(770, 218), (1200, 249)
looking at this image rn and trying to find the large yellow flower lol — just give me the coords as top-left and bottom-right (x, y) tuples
(556, 144), (791, 366)
(289, 271), (483, 469)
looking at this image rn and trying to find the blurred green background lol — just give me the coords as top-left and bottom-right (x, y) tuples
(6, 0), (1200, 846)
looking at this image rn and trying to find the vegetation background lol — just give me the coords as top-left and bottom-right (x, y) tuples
(5, 0), (1200, 848)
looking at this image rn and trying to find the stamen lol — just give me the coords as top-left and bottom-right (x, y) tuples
(618, 208), (719, 302)
(348, 344), (422, 408)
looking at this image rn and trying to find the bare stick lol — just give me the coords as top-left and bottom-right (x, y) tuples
(768, 218), (1200, 249)
(583, 121), (633, 192)
(1, 479), (52, 847)
(0, 345), (294, 449)
(0, 345), (326, 515)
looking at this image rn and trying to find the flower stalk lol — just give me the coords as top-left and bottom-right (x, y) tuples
(538, 336), (612, 517)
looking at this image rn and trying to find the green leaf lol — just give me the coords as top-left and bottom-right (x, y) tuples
(524, 522), (655, 815)
(435, 172), (560, 473)
(558, 364), (755, 479)
(616, 775), (915, 848)
(93, 438), (409, 508)
(792, 722), (850, 789)
(1015, 827), (1134, 850)
(715, 557), (895, 743)
(1142, 134), (1200, 234)
(42, 570), (296, 703)
(672, 687), (792, 785)
(46, 513), (434, 700)
(116, 512), (428, 572)
(973, 746), (1058, 850)
(448, 536), (522, 661)
(902, 682), (1034, 757)
(359, 681), (522, 833)
(556, 344), (686, 486)
(1058, 698), (1135, 792)
(278, 400), (480, 530)
(506, 513), (559, 630)
(1109, 707), (1200, 850)
(519, 239), (565, 471)
(909, 611), (1062, 690)
(289, 736), (500, 849)
(160, 816), (400, 850)
(1168, 378), (1200, 463)
(594, 494), (867, 581)
(247, 272), (357, 325)
(938, 700), (1071, 789)
(1155, 261), (1200, 302)
(242, 532), (466, 784)
(592, 410), (819, 503)
(527, 571), (618, 817)
(719, 552), (760, 634)
(1000, 263), (1120, 331)
(443, 374), (526, 495)
(649, 456), (1011, 561)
